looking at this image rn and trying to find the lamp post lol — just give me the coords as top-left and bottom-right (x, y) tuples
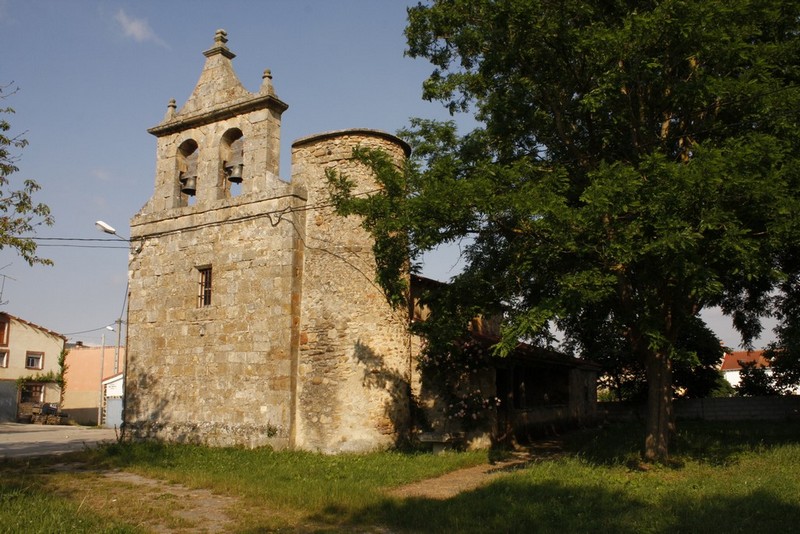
(112, 318), (124, 374)
(95, 221), (128, 375)
(97, 332), (104, 425)
(95, 220), (131, 430)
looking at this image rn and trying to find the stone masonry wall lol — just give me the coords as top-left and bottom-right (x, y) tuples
(600, 396), (800, 422)
(291, 130), (413, 453)
(127, 31), (417, 452)
(128, 188), (303, 447)
(127, 30), (297, 448)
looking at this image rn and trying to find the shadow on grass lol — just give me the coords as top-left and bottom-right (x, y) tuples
(320, 480), (800, 534)
(337, 478), (644, 533)
(561, 420), (800, 467)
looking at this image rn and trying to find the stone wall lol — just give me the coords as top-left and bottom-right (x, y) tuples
(599, 396), (800, 422)
(126, 30), (299, 448)
(128, 190), (302, 447)
(128, 130), (412, 451)
(291, 130), (414, 453)
(674, 396), (800, 421)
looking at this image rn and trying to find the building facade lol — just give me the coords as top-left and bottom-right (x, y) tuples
(125, 30), (412, 452)
(0, 313), (66, 421)
(61, 344), (126, 426)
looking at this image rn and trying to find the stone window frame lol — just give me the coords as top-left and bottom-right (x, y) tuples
(25, 351), (44, 370)
(0, 349), (7, 368)
(197, 265), (213, 307)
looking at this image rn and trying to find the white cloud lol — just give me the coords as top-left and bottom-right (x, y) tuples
(114, 8), (167, 48)
(91, 168), (113, 182)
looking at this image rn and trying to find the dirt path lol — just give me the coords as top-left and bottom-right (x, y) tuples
(101, 470), (240, 533)
(389, 439), (564, 500)
(42, 463), (243, 533)
(36, 439), (564, 532)
(388, 451), (533, 500)
(85, 444), (559, 531)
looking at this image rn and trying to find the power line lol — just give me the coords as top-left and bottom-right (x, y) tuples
(33, 244), (129, 249)
(9, 236), (130, 249)
(63, 325), (114, 336)
(25, 237), (124, 242)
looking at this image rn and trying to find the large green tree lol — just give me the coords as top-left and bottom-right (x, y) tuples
(330, 0), (800, 461)
(0, 84), (53, 265)
(569, 313), (733, 402)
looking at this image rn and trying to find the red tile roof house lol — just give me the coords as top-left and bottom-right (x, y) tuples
(722, 350), (800, 395)
(721, 350), (773, 391)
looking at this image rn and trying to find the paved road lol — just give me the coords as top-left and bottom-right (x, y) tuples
(0, 422), (118, 459)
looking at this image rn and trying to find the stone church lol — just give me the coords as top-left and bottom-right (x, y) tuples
(125, 31), (598, 453)
(126, 30), (414, 453)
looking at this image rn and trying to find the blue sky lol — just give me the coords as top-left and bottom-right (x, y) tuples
(0, 1), (774, 349)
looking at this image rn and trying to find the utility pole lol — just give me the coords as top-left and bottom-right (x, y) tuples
(113, 318), (123, 374)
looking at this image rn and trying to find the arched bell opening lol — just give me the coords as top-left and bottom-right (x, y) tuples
(220, 129), (244, 199)
(177, 139), (199, 206)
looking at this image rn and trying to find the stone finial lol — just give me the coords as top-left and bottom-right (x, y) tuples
(260, 69), (275, 96)
(204, 28), (235, 59)
(164, 98), (177, 121)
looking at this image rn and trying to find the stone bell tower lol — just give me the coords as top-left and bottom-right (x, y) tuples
(145, 29), (286, 209)
(126, 30), (413, 452)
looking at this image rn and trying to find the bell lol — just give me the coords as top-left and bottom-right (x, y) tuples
(181, 175), (197, 196)
(227, 163), (244, 184)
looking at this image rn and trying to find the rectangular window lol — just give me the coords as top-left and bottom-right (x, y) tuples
(0, 350), (7, 368)
(25, 351), (44, 370)
(20, 383), (44, 403)
(198, 266), (212, 307)
(0, 318), (8, 346)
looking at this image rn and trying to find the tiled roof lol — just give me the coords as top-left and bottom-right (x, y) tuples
(0, 311), (66, 341)
(721, 350), (769, 371)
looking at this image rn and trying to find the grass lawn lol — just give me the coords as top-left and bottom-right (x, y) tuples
(1, 420), (799, 532)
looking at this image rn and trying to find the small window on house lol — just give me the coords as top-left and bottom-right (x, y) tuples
(20, 383), (44, 403)
(25, 351), (44, 370)
(198, 266), (212, 307)
(0, 318), (8, 346)
(0, 350), (7, 368)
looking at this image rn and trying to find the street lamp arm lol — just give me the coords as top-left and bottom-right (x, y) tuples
(95, 220), (130, 242)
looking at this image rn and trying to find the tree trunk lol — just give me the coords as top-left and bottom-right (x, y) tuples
(644, 348), (674, 462)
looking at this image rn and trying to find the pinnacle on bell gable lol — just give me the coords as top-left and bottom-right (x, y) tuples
(148, 29), (287, 137)
(204, 28), (236, 60)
